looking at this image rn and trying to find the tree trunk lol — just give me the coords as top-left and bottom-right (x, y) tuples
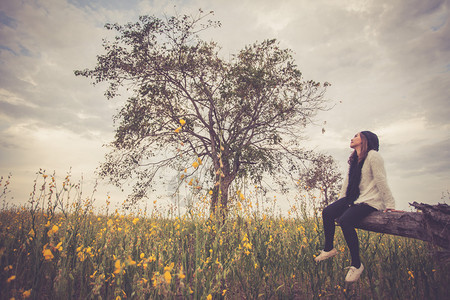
(350, 202), (450, 250)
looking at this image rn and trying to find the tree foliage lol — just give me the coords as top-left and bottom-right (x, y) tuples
(75, 10), (330, 213)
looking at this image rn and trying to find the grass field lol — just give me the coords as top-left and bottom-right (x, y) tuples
(0, 173), (448, 299)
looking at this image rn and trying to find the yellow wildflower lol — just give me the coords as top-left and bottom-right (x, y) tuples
(192, 161), (199, 168)
(206, 294), (212, 300)
(197, 157), (202, 165)
(174, 126), (181, 133)
(43, 248), (54, 261)
(56, 242), (63, 251)
(178, 266), (186, 279)
(4, 265), (12, 271)
(7, 275), (16, 283)
(132, 218), (139, 225)
(107, 219), (113, 227)
(163, 270), (172, 284)
(127, 256), (136, 266)
(179, 119), (186, 126)
(114, 259), (122, 274)
(140, 253), (145, 259)
(163, 262), (174, 284)
(23, 289), (32, 298)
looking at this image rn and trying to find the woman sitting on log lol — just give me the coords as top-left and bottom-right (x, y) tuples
(314, 131), (396, 282)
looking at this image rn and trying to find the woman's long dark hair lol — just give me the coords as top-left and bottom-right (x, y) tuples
(345, 133), (369, 203)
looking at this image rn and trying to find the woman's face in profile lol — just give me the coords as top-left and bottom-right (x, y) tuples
(350, 132), (362, 149)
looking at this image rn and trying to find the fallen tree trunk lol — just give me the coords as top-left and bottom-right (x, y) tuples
(352, 202), (450, 250)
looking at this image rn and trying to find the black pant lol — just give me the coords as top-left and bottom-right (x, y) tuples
(322, 197), (376, 268)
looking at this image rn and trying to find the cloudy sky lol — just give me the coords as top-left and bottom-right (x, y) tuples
(0, 0), (449, 212)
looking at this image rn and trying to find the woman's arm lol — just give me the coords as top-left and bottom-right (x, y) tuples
(339, 175), (348, 199)
(370, 151), (396, 209)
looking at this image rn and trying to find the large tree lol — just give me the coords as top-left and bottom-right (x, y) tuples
(75, 10), (329, 214)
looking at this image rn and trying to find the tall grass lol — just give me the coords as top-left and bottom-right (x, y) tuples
(0, 173), (448, 299)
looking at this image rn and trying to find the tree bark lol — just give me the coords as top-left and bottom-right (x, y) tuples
(350, 202), (450, 250)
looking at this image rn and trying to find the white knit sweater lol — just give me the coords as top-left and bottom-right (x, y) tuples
(339, 150), (396, 210)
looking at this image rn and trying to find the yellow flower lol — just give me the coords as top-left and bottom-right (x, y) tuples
(192, 161), (199, 168)
(140, 253), (145, 259)
(43, 249), (54, 261)
(107, 219), (113, 227)
(127, 256), (136, 266)
(163, 262), (174, 284)
(174, 126), (181, 133)
(114, 259), (122, 274)
(56, 242), (63, 251)
(132, 218), (139, 225)
(4, 265), (12, 271)
(197, 157), (202, 165)
(178, 266), (186, 279)
(7, 275), (16, 283)
(23, 289), (32, 298)
(163, 271), (171, 284)
(206, 294), (212, 300)
(52, 225), (59, 233)
(179, 119), (186, 126)
(222, 290), (227, 296)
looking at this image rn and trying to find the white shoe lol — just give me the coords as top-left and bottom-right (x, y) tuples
(345, 263), (364, 282)
(314, 248), (338, 262)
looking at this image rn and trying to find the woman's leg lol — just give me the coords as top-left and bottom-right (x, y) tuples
(338, 204), (377, 267)
(322, 198), (351, 251)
